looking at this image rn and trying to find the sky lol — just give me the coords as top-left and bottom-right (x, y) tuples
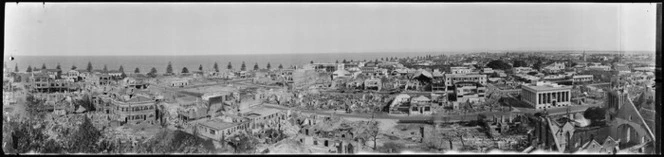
(4, 3), (658, 56)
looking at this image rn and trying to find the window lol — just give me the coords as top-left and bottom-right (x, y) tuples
(210, 129), (216, 135)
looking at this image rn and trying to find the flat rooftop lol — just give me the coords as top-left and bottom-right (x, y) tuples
(522, 82), (571, 91)
(194, 118), (239, 130)
(240, 106), (281, 116)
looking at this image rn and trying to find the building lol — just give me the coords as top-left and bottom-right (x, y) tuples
(332, 69), (351, 80)
(450, 67), (472, 74)
(431, 70), (446, 92)
(176, 96), (208, 121)
(292, 69), (332, 89)
(586, 65), (611, 71)
(482, 68), (494, 74)
(453, 82), (486, 103)
(444, 74), (487, 87)
(514, 67), (535, 74)
(313, 63), (339, 73)
(363, 78), (382, 90)
(521, 82), (571, 110)
(30, 74), (79, 93)
(194, 118), (246, 141)
(543, 62), (566, 73)
(514, 74), (540, 83)
(94, 93), (159, 125)
(409, 95), (434, 115)
(572, 75), (593, 84)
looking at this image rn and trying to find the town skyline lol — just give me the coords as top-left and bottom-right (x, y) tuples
(5, 3), (657, 56)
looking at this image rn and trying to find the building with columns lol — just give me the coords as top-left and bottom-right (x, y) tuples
(521, 82), (572, 110)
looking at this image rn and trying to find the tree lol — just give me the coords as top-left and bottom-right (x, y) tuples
(134, 67), (140, 74)
(119, 65), (125, 73)
(65, 116), (102, 153)
(343, 59), (347, 63)
(266, 62), (271, 70)
(485, 60), (512, 70)
(26, 66), (33, 72)
(310, 60), (314, 64)
(71, 65), (77, 70)
(360, 121), (380, 150)
(182, 67), (189, 73)
(583, 107), (606, 123)
(41, 63), (47, 70)
(253, 63), (259, 71)
(240, 62), (246, 71)
(198, 64), (203, 71)
(56, 63), (61, 70)
(214, 62), (219, 72)
(87, 61), (93, 72)
(148, 67), (158, 78)
(336, 60), (339, 63)
(9, 119), (50, 153)
(278, 64), (283, 69)
(228, 133), (259, 153)
(14, 63), (19, 72)
(533, 60), (544, 70)
(513, 60), (527, 67)
(228, 62), (233, 70)
(103, 65), (108, 72)
(166, 62), (173, 74)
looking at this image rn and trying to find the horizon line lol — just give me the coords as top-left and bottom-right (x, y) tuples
(6, 50), (655, 57)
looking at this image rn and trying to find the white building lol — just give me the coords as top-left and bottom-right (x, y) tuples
(521, 82), (572, 110)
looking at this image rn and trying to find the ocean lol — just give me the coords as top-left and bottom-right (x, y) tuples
(6, 52), (442, 73)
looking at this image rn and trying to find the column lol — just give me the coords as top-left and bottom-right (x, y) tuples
(566, 91), (570, 102)
(538, 93), (541, 105)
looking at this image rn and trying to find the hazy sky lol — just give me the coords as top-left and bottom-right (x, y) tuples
(4, 3), (658, 56)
